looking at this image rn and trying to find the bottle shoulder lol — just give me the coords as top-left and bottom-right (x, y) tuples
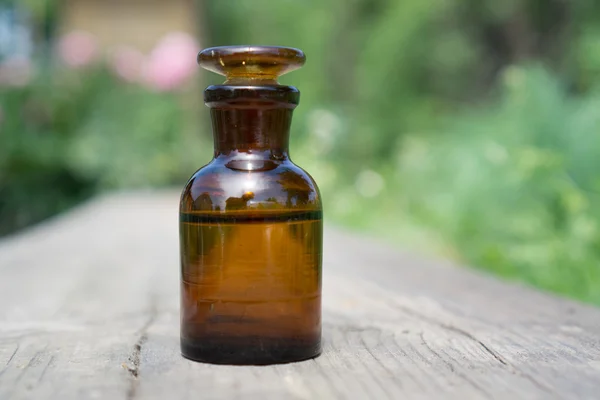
(180, 159), (321, 213)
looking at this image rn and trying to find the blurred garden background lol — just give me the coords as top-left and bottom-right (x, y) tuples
(3, 0), (600, 305)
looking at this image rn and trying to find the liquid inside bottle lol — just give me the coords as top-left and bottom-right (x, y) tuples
(180, 46), (322, 365)
(180, 209), (322, 364)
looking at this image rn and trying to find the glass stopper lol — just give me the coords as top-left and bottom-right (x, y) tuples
(197, 46), (306, 85)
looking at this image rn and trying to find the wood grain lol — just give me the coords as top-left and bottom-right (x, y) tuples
(0, 191), (599, 399)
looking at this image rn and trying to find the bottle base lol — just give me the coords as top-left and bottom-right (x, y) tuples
(181, 336), (322, 365)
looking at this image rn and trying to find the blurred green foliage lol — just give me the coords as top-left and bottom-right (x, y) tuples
(0, 66), (206, 235)
(3, 0), (600, 304)
(332, 66), (600, 304)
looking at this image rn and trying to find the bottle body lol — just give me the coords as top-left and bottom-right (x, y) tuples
(179, 86), (322, 364)
(180, 159), (322, 364)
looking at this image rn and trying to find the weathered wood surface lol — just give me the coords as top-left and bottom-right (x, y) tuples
(1, 191), (599, 400)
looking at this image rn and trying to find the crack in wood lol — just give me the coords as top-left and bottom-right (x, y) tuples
(441, 324), (508, 365)
(419, 331), (492, 398)
(441, 324), (554, 394)
(392, 300), (555, 394)
(359, 334), (402, 399)
(13, 351), (43, 386)
(5, 345), (19, 366)
(38, 355), (54, 384)
(0, 344), (20, 380)
(125, 299), (158, 400)
(127, 336), (146, 379)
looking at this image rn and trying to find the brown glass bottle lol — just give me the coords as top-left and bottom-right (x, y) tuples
(179, 46), (322, 365)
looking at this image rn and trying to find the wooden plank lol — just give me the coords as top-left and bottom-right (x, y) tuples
(0, 191), (599, 399)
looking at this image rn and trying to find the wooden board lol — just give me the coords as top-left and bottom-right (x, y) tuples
(0, 191), (599, 399)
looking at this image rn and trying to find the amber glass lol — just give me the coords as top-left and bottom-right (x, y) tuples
(179, 46), (322, 365)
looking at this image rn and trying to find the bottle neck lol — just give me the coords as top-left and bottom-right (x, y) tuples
(210, 106), (293, 159)
(204, 85), (300, 160)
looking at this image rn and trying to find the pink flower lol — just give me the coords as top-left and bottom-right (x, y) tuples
(142, 32), (199, 91)
(110, 46), (145, 83)
(57, 31), (98, 68)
